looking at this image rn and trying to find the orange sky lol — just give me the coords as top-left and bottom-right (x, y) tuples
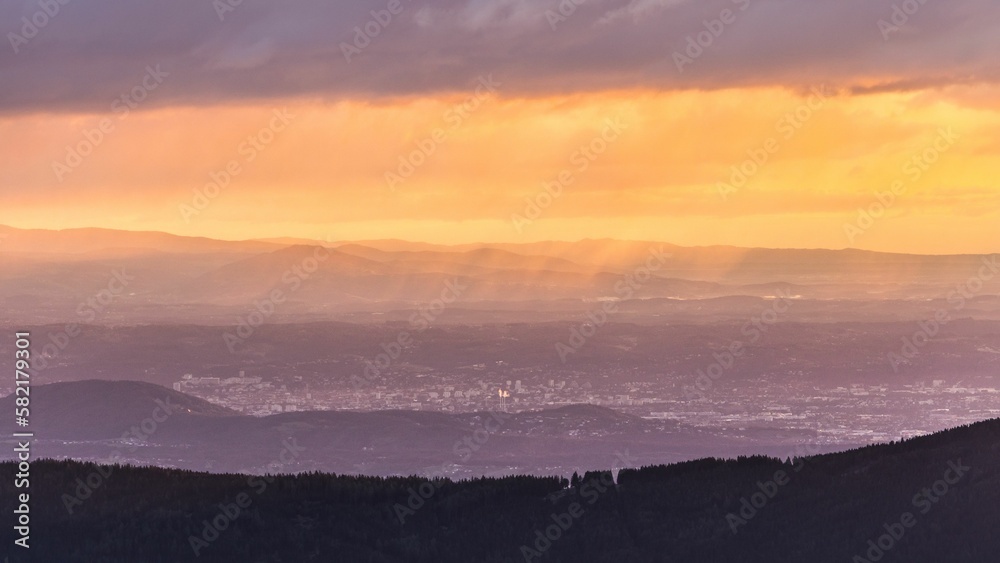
(2, 84), (998, 254)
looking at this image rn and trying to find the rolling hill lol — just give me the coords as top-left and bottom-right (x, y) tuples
(0, 381), (834, 478)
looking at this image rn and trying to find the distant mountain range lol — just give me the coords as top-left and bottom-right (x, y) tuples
(0, 381), (838, 478)
(2, 225), (998, 325)
(2, 413), (997, 562)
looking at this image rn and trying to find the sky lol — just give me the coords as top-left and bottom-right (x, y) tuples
(1, 0), (998, 254)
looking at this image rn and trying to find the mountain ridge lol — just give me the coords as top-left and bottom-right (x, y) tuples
(2, 415), (998, 562)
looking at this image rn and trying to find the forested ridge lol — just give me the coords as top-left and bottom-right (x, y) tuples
(2, 418), (998, 562)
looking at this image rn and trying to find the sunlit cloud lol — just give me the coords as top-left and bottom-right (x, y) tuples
(1, 85), (998, 253)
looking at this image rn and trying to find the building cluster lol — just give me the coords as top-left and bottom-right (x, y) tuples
(165, 367), (1000, 444)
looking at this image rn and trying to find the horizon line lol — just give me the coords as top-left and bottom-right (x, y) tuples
(1, 223), (998, 257)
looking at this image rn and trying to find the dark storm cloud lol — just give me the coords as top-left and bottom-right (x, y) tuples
(1, 0), (997, 112)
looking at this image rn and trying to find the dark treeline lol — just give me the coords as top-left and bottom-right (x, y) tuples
(2, 418), (999, 562)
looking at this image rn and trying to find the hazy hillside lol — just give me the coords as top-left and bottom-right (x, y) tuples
(2, 225), (999, 325)
(0, 380), (236, 440)
(0, 381), (834, 478)
(0, 225), (279, 255)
